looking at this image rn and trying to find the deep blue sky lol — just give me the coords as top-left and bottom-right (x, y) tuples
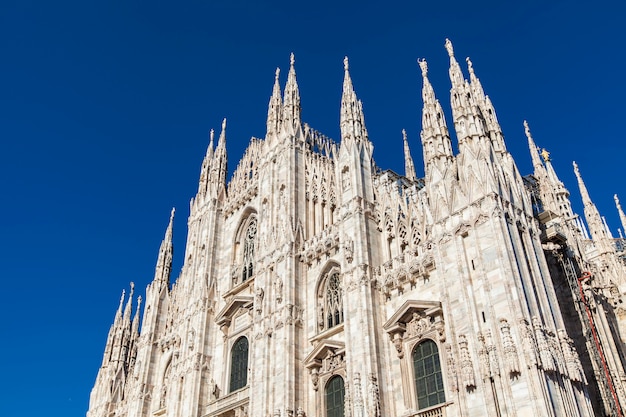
(1, 1), (624, 416)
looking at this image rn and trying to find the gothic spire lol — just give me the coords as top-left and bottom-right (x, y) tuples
(466, 57), (485, 102)
(418, 58), (453, 173)
(282, 53), (301, 134)
(211, 118), (228, 193)
(131, 296), (142, 336)
(445, 38), (464, 90)
(525, 121), (546, 176)
(340, 56), (369, 146)
(154, 208), (175, 289)
(573, 161), (607, 242)
(267, 67), (282, 138)
(445, 39), (486, 151)
(402, 129), (417, 182)
(197, 129), (214, 195)
(615, 194), (626, 235)
(467, 57), (506, 153)
(123, 282), (134, 323)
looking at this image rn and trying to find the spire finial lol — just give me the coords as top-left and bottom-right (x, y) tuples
(523, 120), (531, 139)
(445, 38), (454, 57)
(418, 58), (427, 76)
(209, 128), (215, 144)
(290, 52), (295, 66)
(170, 207), (175, 222)
(275, 67), (280, 80)
(344, 56), (349, 71)
(466, 57), (474, 75)
(221, 118), (227, 132)
(402, 128), (407, 142)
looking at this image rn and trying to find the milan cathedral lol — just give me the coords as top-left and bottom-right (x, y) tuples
(88, 40), (626, 417)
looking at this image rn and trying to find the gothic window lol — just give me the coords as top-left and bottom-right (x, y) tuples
(229, 337), (249, 392)
(321, 271), (344, 330)
(325, 375), (345, 417)
(412, 339), (445, 409)
(241, 218), (257, 283)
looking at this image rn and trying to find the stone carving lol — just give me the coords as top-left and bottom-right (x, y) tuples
(343, 236), (354, 264)
(558, 329), (584, 383)
(458, 334), (476, 388)
(499, 318), (520, 377)
(445, 344), (458, 392)
(406, 311), (433, 339)
(519, 318), (538, 367)
(533, 316), (556, 373)
(274, 275), (283, 304)
(353, 373), (364, 416)
(296, 407), (306, 417)
(368, 373), (381, 417)
(255, 287), (264, 314)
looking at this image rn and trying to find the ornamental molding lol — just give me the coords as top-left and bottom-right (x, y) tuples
(383, 300), (444, 358)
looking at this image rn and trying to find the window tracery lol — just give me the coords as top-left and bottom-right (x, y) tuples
(241, 217), (257, 282)
(318, 270), (344, 331)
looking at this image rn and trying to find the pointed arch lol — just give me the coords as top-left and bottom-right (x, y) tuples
(229, 336), (249, 392)
(316, 262), (344, 332)
(412, 339), (445, 409)
(232, 209), (258, 286)
(325, 375), (345, 417)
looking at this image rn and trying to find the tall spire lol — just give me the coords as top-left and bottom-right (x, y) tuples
(445, 39), (486, 151)
(154, 208), (175, 289)
(211, 118), (228, 195)
(267, 67), (282, 138)
(445, 39), (464, 90)
(525, 121), (546, 176)
(402, 129), (417, 181)
(615, 194), (626, 235)
(418, 58), (453, 174)
(340, 56), (369, 147)
(574, 161), (608, 243)
(131, 295), (142, 336)
(282, 53), (301, 134)
(467, 57), (506, 153)
(123, 282), (134, 323)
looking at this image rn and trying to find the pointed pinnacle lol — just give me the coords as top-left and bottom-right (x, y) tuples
(344, 56), (349, 71)
(275, 67), (280, 80)
(445, 38), (454, 57)
(418, 58), (428, 76)
(218, 118), (227, 147)
(290, 52), (295, 67)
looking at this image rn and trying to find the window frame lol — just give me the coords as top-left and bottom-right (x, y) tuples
(411, 338), (446, 410)
(228, 336), (249, 393)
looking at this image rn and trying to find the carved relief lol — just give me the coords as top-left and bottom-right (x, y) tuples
(458, 334), (476, 388)
(499, 318), (520, 376)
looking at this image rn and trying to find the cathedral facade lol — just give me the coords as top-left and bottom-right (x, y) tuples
(88, 40), (626, 417)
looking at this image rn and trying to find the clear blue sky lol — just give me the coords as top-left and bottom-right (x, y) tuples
(0, 1), (624, 416)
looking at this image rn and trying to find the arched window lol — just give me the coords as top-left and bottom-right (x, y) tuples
(412, 339), (445, 409)
(325, 375), (345, 417)
(229, 337), (249, 392)
(241, 218), (257, 283)
(323, 272), (343, 330)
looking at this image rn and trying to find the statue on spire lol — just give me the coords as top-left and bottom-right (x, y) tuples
(344, 56), (349, 71)
(445, 38), (454, 57)
(418, 58), (427, 76)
